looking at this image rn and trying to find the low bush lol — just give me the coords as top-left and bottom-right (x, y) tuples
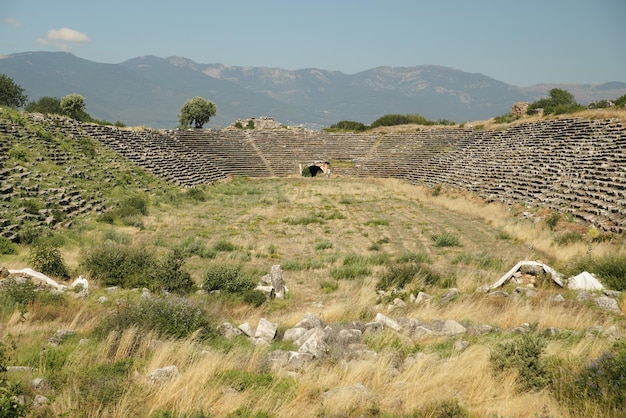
(98, 194), (149, 227)
(314, 240), (333, 250)
(396, 251), (431, 264)
(0, 342), (29, 417)
(82, 243), (155, 288)
(202, 263), (256, 293)
(330, 264), (371, 280)
(76, 359), (133, 409)
(320, 279), (339, 293)
(29, 242), (69, 279)
(431, 232), (461, 247)
(0, 236), (17, 255)
(213, 238), (238, 252)
(490, 332), (550, 391)
(419, 398), (470, 418)
(99, 297), (214, 340)
(551, 342), (626, 417)
(377, 263), (421, 291)
(149, 248), (195, 295)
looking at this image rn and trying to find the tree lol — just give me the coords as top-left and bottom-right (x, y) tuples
(0, 74), (27, 108)
(25, 96), (63, 115)
(60, 93), (87, 120)
(178, 96), (216, 128)
(528, 88), (584, 115)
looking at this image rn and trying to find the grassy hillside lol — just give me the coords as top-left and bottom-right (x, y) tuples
(1, 109), (626, 417)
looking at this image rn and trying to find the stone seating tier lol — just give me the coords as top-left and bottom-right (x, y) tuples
(2, 116), (625, 233)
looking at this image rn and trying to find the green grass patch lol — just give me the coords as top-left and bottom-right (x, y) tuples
(365, 219), (389, 226)
(431, 232), (462, 247)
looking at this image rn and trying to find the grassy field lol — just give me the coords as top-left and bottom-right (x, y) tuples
(1, 108), (626, 417)
(1, 174), (626, 417)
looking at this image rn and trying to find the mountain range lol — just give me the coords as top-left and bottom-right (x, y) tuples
(1, 51), (624, 129)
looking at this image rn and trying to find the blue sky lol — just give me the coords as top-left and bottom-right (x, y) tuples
(1, 0), (624, 86)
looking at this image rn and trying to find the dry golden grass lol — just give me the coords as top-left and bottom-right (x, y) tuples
(2, 176), (625, 417)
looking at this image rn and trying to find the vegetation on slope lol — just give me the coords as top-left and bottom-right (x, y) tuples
(1, 109), (626, 417)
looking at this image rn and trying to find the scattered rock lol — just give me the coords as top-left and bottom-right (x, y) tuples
(146, 365), (179, 386)
(441, 320), (466, 336)
(453, 340), (470, 351)
(374, 313), (401, 332)
(219, 322), (243, 339)
(440, 288), (460, 304)
(238, 322), (255, 337)
(31, 377), (48, 390)
(298, 327), (328, 358)
(549, 294), (566, 302)
(48, 329), (75, 345)
(255, 318), (277, 342)
(283, 327), (307, 342)
(413, 291), (432, 306)
(595, 296), (620, 312)
(33, 394), (49, 408)
(294, 313), (324, 330)
(6, 366), (35, 373)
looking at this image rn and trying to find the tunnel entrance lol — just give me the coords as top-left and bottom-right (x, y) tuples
(302, 161), (331, 178)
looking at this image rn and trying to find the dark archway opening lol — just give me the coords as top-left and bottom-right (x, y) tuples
(308, 165), (324, 177)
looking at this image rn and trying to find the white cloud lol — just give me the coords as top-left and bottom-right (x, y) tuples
(3, 17), (21, 29)
(37, 27), (90, 50)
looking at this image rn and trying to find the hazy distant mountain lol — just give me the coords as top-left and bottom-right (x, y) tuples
(1, 51), (624, 129)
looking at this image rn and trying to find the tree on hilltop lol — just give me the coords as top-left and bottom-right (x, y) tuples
(527, 88), (584, 115)
(25, 96), (63, 115)
(0, 74), (27, 108)
(60, 93), (88, 121)
(178, 96), (216, 129)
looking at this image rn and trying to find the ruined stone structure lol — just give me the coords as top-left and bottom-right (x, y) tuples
(4, 114), (626, 233)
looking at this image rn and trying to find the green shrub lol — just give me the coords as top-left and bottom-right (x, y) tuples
(320, 279), (339, 293)
(301, 166), (312, 177)
(0, 342), (29, 417)
(29, 242), (69, 279)
(99, 297), (214, 340)
(419, 398), (470, 418)
(177, 237), (214, 258)
(243, 289), (267, 307)
(545, 212), (561, 230)
(82, 243), (155, 288)
(552, 342), (626, 417)
(226, 407), (272, 418)
(330, 264), (371, 280)
(396, 251), (431, 264)
(77, 359), (133, 408)
(326, 120), (368, 132)
(314, 240), (333, 250)
(377, 263), (421, 291)
(493, 113), (520, 124)
(431, 232), (461, 247)
(490, 332), (549, 391)
(281, 258), (325, 271)
(0, 237), (17, 255)
(202, 263), (256, 293)
(365, 219), (389, 226)
(213, 238), (238, 252)
(149, 248), (195, 295)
